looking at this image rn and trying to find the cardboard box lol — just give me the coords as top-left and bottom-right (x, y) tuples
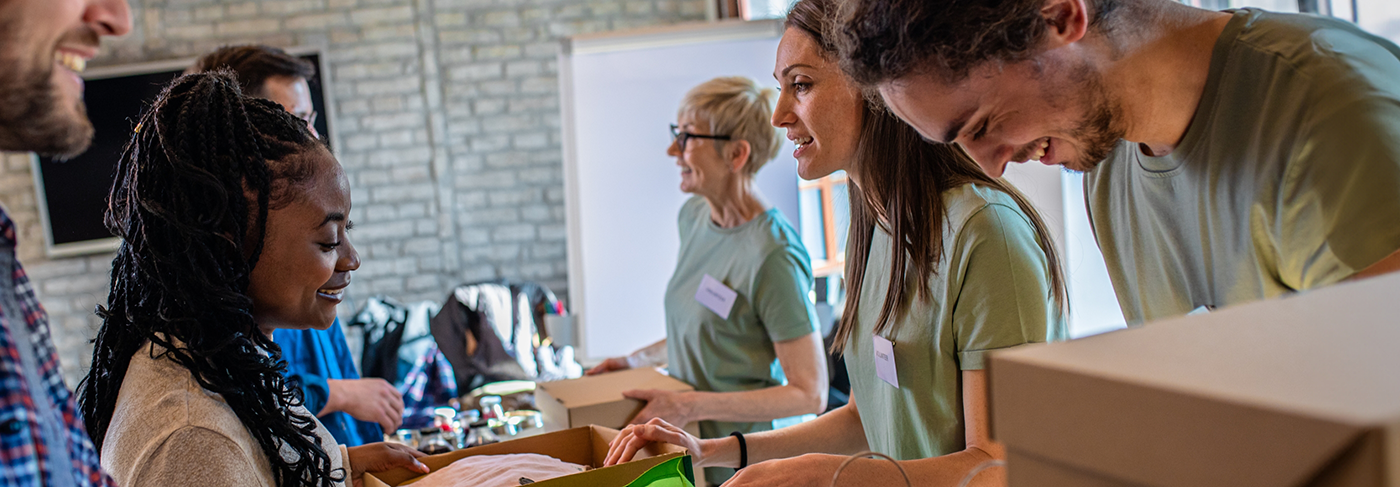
(535, 367), (701, 437)
(364, 425), (692, 487)
(988, 273), (1400, 486)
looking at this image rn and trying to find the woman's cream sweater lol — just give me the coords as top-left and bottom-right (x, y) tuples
(100, 339), (350, 486)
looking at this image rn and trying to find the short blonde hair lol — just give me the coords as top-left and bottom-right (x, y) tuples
(678, 76), (782, 176)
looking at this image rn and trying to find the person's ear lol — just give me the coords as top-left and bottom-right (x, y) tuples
(1041, 0), (1090, 49)
(727, 140), (751, 174)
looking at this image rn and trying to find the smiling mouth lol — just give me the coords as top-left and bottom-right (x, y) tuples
(793, 136), (813, 152)
(56, 52), (87, 74)
(317, 287), (346, 298)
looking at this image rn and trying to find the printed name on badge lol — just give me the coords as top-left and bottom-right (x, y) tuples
(873, 335), (899, 388)
(695, 274), (738, 320)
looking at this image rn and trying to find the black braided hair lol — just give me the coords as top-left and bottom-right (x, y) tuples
(77, 71), (343, 486)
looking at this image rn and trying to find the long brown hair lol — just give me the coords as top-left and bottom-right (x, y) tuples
(784, 0), (1067, 354)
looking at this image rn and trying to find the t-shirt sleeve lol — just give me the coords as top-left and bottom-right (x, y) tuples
(130, 426), (263, 487)
(951, 204), (1061, 370)
(1281, 96), (1400, 288)
(751, 246), (820, 343)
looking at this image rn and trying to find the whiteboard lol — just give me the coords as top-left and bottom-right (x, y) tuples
(560, 20), (797, 361)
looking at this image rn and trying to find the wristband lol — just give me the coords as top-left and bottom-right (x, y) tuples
(729, 431), (747, 469)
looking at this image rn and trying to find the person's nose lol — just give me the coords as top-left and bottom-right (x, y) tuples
(957, 139), (1013, 177)
(667, 138), (682, 158)
(339, 238), (361, 272)
(772, 92), (797, 128)
(86, 0), (133, 37)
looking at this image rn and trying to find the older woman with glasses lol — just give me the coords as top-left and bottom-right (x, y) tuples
(587, 76), (828, 484)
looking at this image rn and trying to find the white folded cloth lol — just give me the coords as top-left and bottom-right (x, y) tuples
(410, 453), (587, 487)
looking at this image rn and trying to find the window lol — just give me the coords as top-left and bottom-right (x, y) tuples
(799, 171), (850, 277)
(1356, 0), (1400, 43)
(1183, 0), (1400, 42)
(739, 0), (794, 20)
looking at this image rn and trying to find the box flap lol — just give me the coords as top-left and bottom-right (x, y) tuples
(989, 273), (1400, 486)
(367, 425), (688, 486)
(537, 367), (694, 409)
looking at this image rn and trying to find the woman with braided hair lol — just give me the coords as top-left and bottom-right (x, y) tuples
(76, 71), (429, 487)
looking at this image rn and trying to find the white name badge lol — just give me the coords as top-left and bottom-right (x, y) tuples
(695, 274), (738, 320)
(873, 335), (899, 388)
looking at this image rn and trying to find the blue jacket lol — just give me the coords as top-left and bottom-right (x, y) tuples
(273, 321), (383, 446)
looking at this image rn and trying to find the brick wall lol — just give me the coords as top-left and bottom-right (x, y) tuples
(0, 0), (708, 387)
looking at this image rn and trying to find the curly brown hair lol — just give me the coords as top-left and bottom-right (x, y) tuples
(835, 0), (1121, 86)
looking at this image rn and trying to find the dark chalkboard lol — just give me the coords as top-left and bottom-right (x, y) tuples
(33, 52), (330, 256)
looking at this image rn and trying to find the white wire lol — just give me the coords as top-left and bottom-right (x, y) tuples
(956, 459), (1007, 487)
(830, 451), (911, 487)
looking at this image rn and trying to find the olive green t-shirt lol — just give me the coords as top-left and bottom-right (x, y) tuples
(663, 196), (819, 439)
(844, 184), (1066, 460)
(1086, 8), (1400, 324)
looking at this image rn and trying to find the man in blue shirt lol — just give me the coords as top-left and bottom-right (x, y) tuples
(0, 0), (130, 485)
(274, 322), (394, 445)
(189, 45), (404, 445)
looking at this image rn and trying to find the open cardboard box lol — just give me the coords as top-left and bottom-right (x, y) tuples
(988, 273), (1400, 486)
(535, 367), (701, 437)
(364, 425), (692, 487)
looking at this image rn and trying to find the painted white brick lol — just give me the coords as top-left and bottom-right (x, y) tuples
(350, 6), (415, 26)
(407, 274), (440, 291)
(216, 18), (281, 36)
(364, 24), (418, 41)
(356, 77), (420, 96)
(371, 183), (435, 203)
(1, 0), (709, 387)
(479, 10), (522, 27)
(226, 2), (259, 17)
(448, 63), (503, 81)
(21, 259), (88, 280)
(513, 132), (549, 149)
(285, 12), (349, 30)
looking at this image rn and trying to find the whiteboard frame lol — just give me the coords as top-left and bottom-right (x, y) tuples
(558, 19), (785, 362)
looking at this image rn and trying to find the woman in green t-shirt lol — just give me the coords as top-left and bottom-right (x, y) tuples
(602, 0), (1067, 485)
(585, 77), (830, 484)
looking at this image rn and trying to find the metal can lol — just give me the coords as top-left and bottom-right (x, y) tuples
(418, 427), (455, 455)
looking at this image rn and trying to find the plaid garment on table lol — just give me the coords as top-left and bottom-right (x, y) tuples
(0, 208), (113, 487)
(397, 343), (458, 430)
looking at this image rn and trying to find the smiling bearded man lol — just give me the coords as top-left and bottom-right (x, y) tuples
(836, 0), (1400, 324)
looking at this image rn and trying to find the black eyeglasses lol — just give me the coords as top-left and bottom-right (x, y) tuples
(298, 110), (318, 126)
(671, 124), (730, 151)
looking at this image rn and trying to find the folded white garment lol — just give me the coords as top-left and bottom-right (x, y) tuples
(411, 453), (587, 487)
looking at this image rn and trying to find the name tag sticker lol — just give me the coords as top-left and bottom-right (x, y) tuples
(695, 274), (738, 320)
(873, 335), (899, 388)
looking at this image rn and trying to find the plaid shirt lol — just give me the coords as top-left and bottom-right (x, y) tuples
(0, 207), (113, 487)
(397, 343), (458, 430)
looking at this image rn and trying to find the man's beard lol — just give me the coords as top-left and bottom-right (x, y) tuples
(1060, 64), (1125, 173)
(0, 25), (94, 158)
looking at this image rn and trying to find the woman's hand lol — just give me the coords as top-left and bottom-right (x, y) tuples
(623, 389), (695, 426)
(605, 418), (708, 467)
(346, 442), (429, 487)
(725, 454), (848, 487)
(585, 356), (632, 375)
